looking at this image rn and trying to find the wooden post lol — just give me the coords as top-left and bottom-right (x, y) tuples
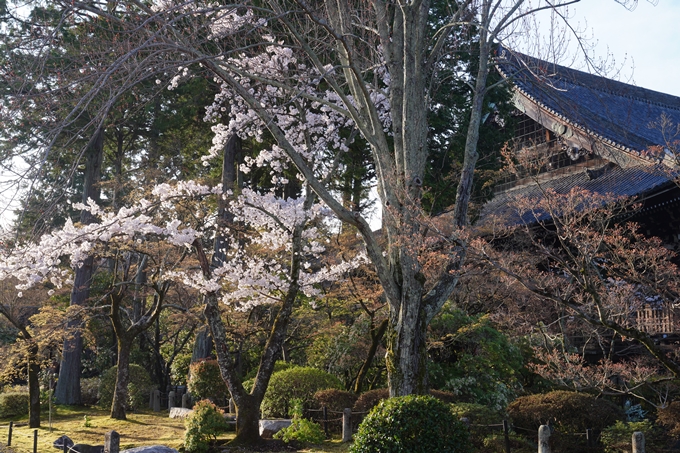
(503, 419), (511, 453)
(342, 408), (352, 442)
(33, 429), (37, 453)
(105, 430), (120, 453)
(8, 420), (13, 446)
(323, 406), (329, 439)
(632, 431), (645, 453)
(538, 425), (551, 453)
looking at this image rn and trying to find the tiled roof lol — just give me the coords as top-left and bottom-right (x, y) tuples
(478, 49), (680, 227)
(496, 47), (680, 155)
(479, 164), (672, 225)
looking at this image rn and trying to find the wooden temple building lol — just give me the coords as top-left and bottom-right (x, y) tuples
(484, 47), (680, 343)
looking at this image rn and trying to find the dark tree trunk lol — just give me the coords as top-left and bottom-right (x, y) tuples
(354, 319), (387, 394)
(27, 343), (40, 428)
(55, 127), (104, 405)
(232, 394), (262, 446)
(193, 134), (311, 447)
(111, 338), (132, 420)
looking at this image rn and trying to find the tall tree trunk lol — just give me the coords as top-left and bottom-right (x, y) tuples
(385, 295), (429, 396)
(27, 343), (40, 428)
(55, 126), (104, 405)
(111, 337), (132, 420)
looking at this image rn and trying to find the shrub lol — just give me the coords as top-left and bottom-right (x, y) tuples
(600, 420), (665, 453)
(98, 364), (153, 411)
(350, 395), (471, 453)
(657, 401), (680, 436)
(450, 403), (508, 451)
(314, 389), (358, 413)
(80, 377), (100, 406)
(0, 392), (29, 418)
(170, 354), (192, 386)
(261, 367), (342, 418)
(187, 360), (229, 402)
(353, 389), (389, 413)
(507, 391), (624, 453)
(274, 398), (325, 444)
(184, 399), (229, 453)
(353, 388), (456, 413)
(429, 389), (457, 404)
(507, 391), (624, 433)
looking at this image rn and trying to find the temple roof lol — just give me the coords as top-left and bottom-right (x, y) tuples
(478, 49), (680, 226)
(496, 47), (680, 157)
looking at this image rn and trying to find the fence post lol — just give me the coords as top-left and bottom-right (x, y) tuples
(503, 419), (511, 453)
(632, 431), (645, 453)
(105, 430), (120, 453)
(538, 425), (551, 453)
(33, 429), (38, 453)
(322, 406), (329, 439)
(342, 408), (352, 442)
(8, 420), (13, 446)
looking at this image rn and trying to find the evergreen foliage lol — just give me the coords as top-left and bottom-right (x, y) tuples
(350, 395), (471, 453)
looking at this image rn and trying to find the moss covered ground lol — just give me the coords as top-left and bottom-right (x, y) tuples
(0, 406), (349, 453)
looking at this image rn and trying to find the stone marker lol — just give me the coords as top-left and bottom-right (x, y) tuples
(538, 425), (551, 453)
(120, 447), (178, 453)
(181, 393), (189, 409)
(153, 389), (161, 412)
(259, 420), (292, 438)
(632, 431), (645, 453)
(342, 408), (352, 442)
(168, 391), (175, 409)
(105, 431), (120, 453)
(228, 398), (235, 414)
(169, 407), (193, 419)
(53, 435), (74, 450)
(70, 444), (104, 453)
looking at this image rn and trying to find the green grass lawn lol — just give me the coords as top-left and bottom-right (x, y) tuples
(0, 406), (351, 453)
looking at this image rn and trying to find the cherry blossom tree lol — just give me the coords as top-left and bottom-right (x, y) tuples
(1, 0), (652, 400)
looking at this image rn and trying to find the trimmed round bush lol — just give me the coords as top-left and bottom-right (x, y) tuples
(353, 388), (457, 413)
(350, 395), (471, 453)
(507, 390), (624, 433)
(508, 391), (624, 453)
(0, 392), (29, 418)
(98, 364), (153, 411)
(314, 389), (358, 413)
(261, 367), (342, 418)
(187, 359), (229, 402)
(353, 388), (389, 413)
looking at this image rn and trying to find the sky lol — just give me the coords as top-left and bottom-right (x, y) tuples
(529, 1), (680, 97)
